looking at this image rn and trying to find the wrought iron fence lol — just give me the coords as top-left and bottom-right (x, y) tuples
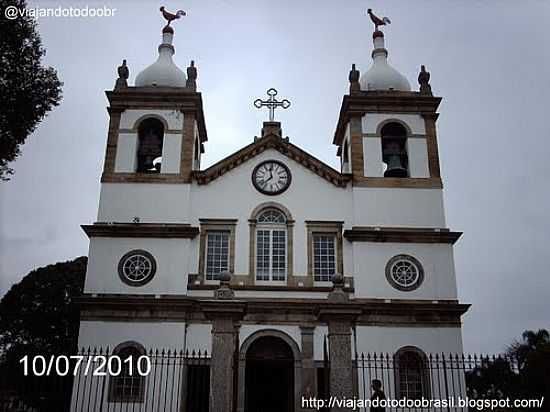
(354, 351), (546, 412)
(1, 348), (546, 412)
(0, 347), (210, 412)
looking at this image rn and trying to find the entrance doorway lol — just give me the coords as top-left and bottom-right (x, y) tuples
(244, 336), (295, 412)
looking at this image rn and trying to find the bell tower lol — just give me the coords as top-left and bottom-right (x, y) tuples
(97, 11), (207, 223)
(334, 10), (444, 228)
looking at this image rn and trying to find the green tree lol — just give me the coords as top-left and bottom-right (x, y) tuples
(0, 0), (63, 180)
(466, 329), (550, 411)
(0, 256), (86, 356)
(0, 257), (86, 409)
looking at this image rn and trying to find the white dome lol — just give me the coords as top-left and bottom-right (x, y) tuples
(135, 30), (186, 87)
(359, 32), (411, 92)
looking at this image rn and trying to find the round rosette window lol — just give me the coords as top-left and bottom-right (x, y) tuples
(385, 254), (424, 291)
(118, 250), (157, 286)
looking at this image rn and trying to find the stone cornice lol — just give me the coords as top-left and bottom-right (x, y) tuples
(343, 227), (462, 244)
(81, 223), (200, 239)
(105, 87), (207, 143)
(77, 294), (470, 325)
(333, 92), (442, 146)
(193, 133), (351, 188)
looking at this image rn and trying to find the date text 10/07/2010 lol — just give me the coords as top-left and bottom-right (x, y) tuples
(18, 355), (152, 377)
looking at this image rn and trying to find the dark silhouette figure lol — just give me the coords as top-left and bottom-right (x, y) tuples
(370, 379), (386, 412)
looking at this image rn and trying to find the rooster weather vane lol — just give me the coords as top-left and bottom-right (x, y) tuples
(160, 6), (186, 27)
(367, 8), (391, 31)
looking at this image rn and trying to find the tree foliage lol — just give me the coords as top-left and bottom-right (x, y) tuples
(466, 329), (550, 411)
(0, 256), (86, 357)
(0, 0), (63, 180)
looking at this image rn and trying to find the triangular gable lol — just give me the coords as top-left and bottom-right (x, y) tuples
(193, 133), (351, 187)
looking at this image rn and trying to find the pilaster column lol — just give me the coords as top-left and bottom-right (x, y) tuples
(300, 326), (316, 402)
(202, 279), (245, 412)
(317, 275), (361, 411)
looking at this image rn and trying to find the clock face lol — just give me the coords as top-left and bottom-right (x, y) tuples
(252, 160), (292, 195)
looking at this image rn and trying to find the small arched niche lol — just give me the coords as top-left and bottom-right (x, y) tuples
(136, 118), (164, 173)
(381, 122), (409, 178)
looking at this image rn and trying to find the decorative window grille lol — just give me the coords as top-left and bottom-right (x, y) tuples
(397, 350), (429, 399)
(206, 231), (229, 280)
(385, 254), (424, 291)
(118, 250), (156, 286)
(256, 209), (287, 281)
(313, 235), (336, 281)
(109, 345), (145, 402)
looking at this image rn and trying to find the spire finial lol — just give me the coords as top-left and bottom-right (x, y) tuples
(418, 65), (433, 95)
(367, 8), (391, 33)
(349, 64), (360, 94)
(159, 6), (186, 30)
(115, 59), (129, 89)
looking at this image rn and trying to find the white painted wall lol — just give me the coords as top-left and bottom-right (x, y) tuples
(353, 243), (458, 300)
(355, 325), (463, 355)
(119, 109), (184, 131)
(186, 323), (212, 353)
(190, 149), (353, 276)
(363, 137), (383, 177)
(362, 113), (426, 135)
(313, 325), (328, 360)
(160, 132), (183, 173)
(407, 138), (430, 178)
(114, 133), (137, 172)
(97, 183), (191, 223)
(78, 320), (187, 349)
(85, 237), (190, 294)
(352, 188), (446, 227)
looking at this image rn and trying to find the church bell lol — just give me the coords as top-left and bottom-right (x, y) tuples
(137, 130), (163, 172)
(382, 140), (408, 178)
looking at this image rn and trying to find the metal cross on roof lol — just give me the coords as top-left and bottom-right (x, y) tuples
(254, 88), (291, 122)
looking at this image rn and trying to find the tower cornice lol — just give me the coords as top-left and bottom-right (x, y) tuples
(333, 92), (442, 146)
(105, 87), (208, 143)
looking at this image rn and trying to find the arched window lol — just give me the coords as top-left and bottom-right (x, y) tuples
(381, 122), (408, 178)
(136, 118), (164, 173)
(395, 347), (430, 399)
(256, 208), (287, 282)
(108, 342), (146, 403)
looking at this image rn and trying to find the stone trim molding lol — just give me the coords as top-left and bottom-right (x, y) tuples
(187, 282), (354, 293)
(343, 227), (462, 244)
(78, 294), (470, 326)
(105, 87), (207, 143)
(82, 223), (200, 239)
(362, 133), (426, 139)
(352, 177), (443, 189)
(198, 219), (237, 277)
(194, 133), (350, 188)
(249, 202), (293, 221)
(305, 221), (344, 279)
(332, 93), (442, 147)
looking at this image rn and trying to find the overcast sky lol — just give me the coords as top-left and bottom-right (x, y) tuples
(1, 0), (549, 353)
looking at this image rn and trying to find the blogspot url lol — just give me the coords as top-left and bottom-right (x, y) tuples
(302, 396), (546, 411)
(3, 5), (116, 20)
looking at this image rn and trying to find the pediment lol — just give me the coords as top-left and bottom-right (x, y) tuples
(193, 134), (350, 187)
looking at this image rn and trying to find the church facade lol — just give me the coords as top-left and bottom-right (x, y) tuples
(75, 10), (469, 412)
